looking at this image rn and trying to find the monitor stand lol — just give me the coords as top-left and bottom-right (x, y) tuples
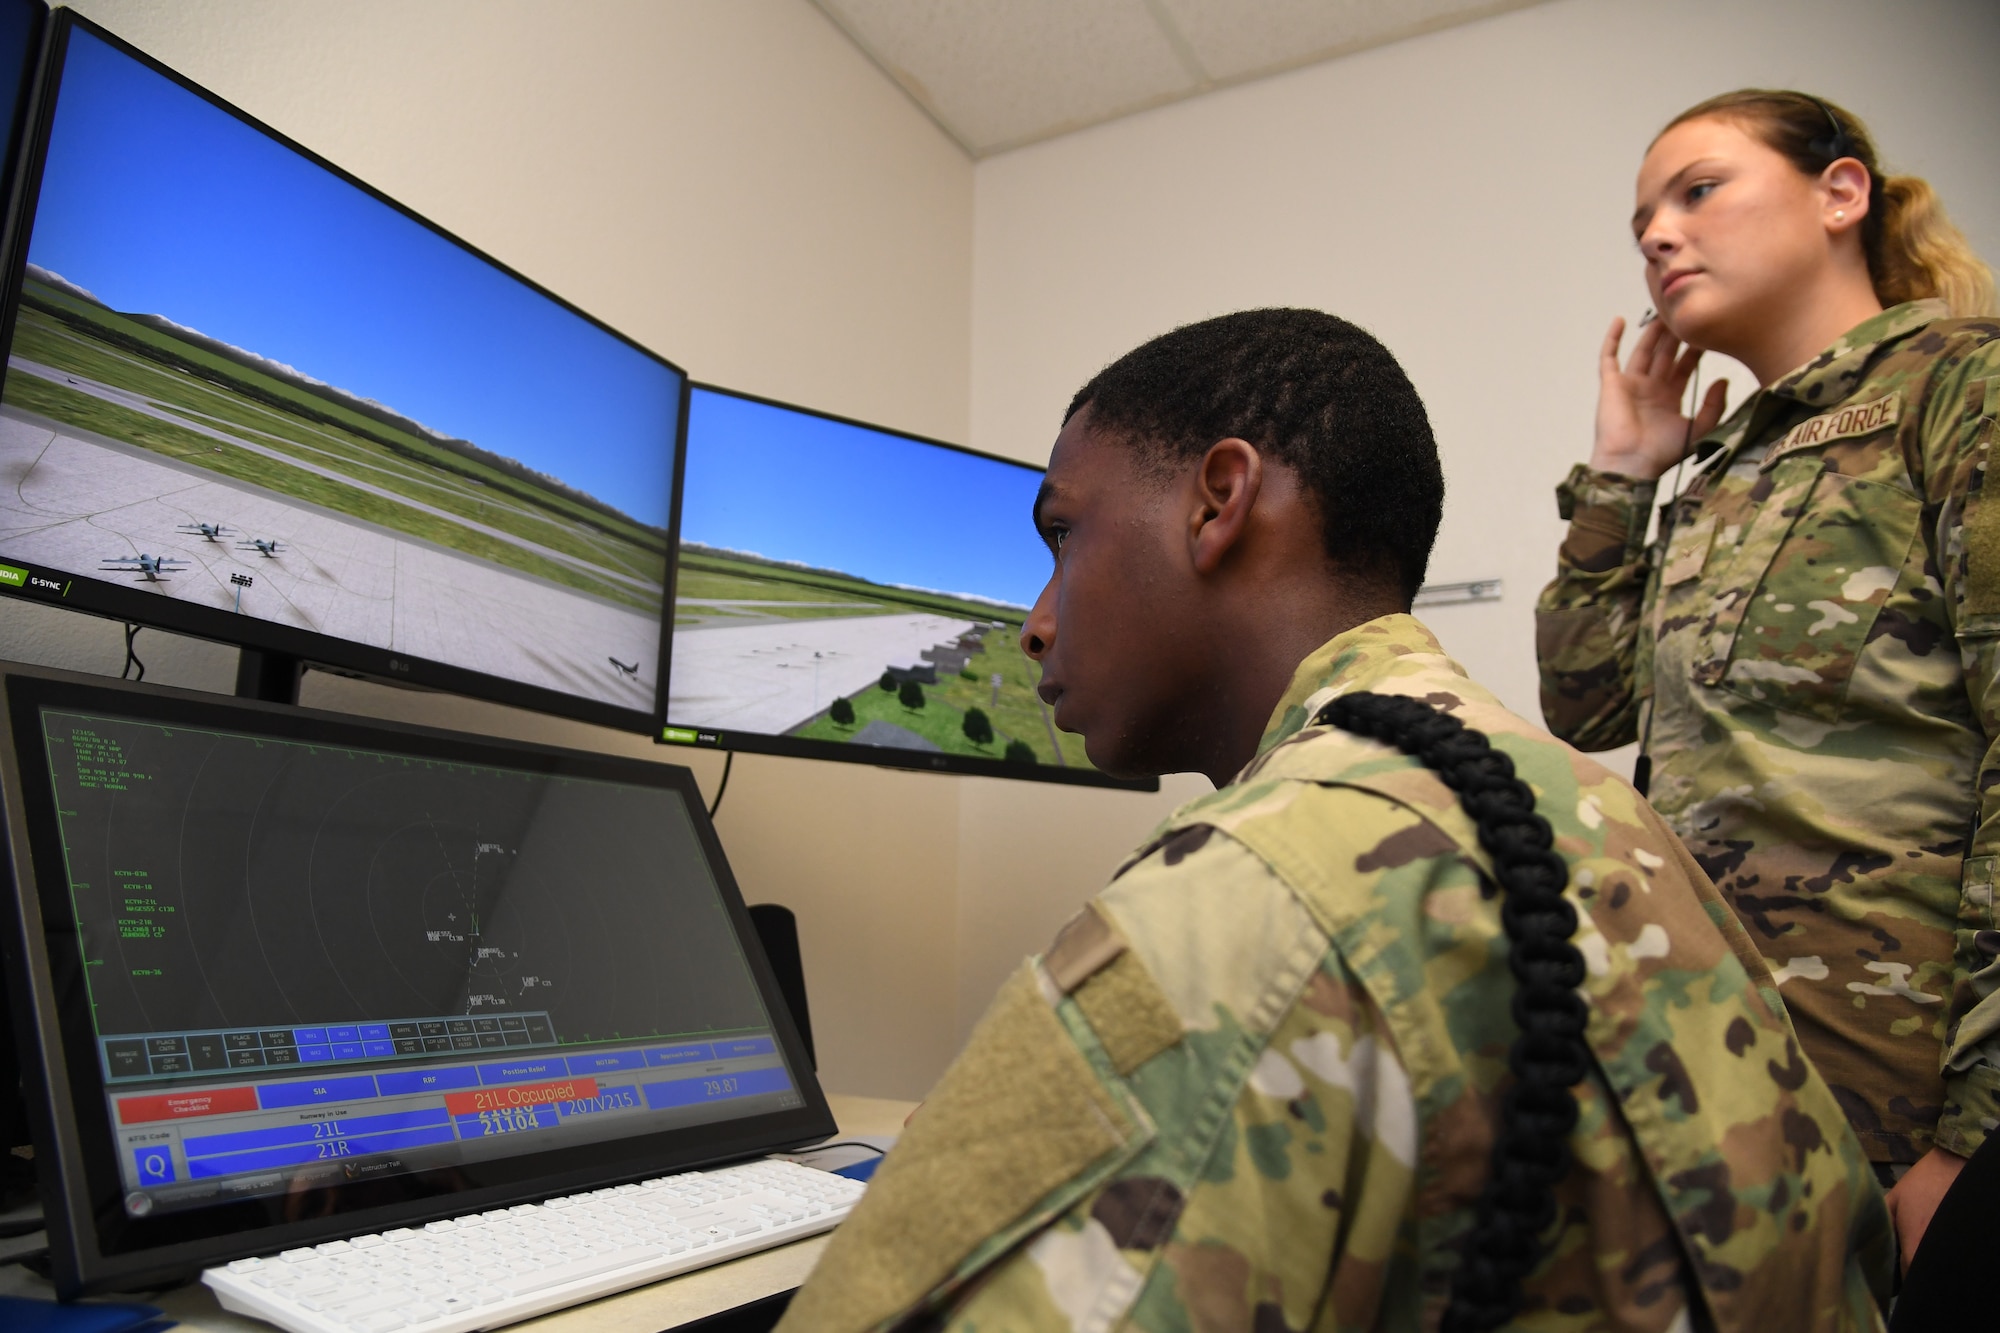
(235, 648), (304, 705)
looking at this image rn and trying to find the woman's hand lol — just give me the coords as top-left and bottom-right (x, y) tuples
(1886, 1145), (1968, 1272)
(1591, 316), (1730, 481)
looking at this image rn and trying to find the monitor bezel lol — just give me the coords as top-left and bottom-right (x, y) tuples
(0, 662), (835, 1297)
(658, 383), (1157, 793)
(0, 11), (691, 736)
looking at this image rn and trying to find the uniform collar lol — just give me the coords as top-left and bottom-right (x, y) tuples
(1767, 298), (1949, 407)
(1691, 299), (1947, 463)
(1253, 613), (1455, 758)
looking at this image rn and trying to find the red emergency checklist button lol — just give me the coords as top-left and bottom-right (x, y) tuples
(117, 1085), (260, 1124)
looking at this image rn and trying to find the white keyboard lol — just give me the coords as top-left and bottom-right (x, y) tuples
(202, 1158), (867, 1333)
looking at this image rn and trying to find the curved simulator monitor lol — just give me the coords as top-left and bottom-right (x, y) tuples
(0, 665), (831, 1294)
(0, 13), (687, 732)
(659, 386), (1153, 790)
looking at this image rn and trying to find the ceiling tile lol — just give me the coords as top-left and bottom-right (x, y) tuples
(1155, 0), (1538, 83)
(815, 0), (1553, 156)
(817, 0), (1197, 155)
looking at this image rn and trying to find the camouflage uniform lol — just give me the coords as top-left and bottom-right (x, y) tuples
(779, 615), (1890, 1333)
(1536, 302), (2000, 1168)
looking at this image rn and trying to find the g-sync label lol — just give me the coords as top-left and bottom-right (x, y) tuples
(1763, 392), (1900, 469)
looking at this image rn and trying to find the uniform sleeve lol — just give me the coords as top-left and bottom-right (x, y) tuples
(1535, 463), (1658, 751)
(777, 824), (1416, 1333)
(938, 945), (1417, 1333)
(1924, 343), (2000, 1158)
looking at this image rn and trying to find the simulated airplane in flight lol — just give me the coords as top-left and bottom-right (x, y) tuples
(608, 656), (639, 678)
(177, 521), (232, 542)
(101, 553), (186, 582)
(237, 537), (285, 558)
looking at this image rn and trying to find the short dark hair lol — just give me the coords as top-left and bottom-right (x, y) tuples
(1065, 308), (1443, 605)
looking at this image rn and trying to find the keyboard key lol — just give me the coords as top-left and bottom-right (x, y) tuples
(496, 1247), (655, 1296)
(346, 1314), (408, 1333)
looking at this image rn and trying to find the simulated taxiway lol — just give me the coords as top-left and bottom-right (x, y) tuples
(666, 612), (981, 735)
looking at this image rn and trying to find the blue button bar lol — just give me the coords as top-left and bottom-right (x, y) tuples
(375, 1065), (480, 1095)
(454, 1105), (558, 1138)
(184, 1108), (452, 1159)
(712, 1036), (776, 1059)
(363, 1041), (394, 1057)
(257, 1074), (378, 1109)
(332, 1042), (364, 1060)
(645, 1043), (714, 1067)
(328, 1026), (359, 1042)
(186, 1124), (457, 1179)
(360, 1025), (391, 1041)
(478, 1057), (567, 1085)
(567, 1050), (644, 1075)
(292, 1028), (327, 1044)
(641, 1066), (791, 1111)
(298, 1045), (333, 1063)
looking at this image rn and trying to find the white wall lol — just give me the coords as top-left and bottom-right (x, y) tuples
(970, 0), (2000, 738)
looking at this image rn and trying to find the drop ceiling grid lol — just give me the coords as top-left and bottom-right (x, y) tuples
(814, 0), (1555, 157)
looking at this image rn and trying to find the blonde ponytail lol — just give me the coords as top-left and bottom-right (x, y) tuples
(1875, 174), (1996, 317)
(1662, 90), (1997, 318)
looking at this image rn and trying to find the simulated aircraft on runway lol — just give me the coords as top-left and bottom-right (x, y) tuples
(237, 537), (285, 558)
(177, 521), (232, 542)
(101, 553), (186, 582)
(608, 656), (639, 678)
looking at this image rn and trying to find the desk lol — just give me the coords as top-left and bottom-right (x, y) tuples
(0, 1093), (913, 1333)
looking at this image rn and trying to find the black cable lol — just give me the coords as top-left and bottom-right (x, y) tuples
(808, 1140), (888, 1157)
(707, 751), (734, 819)
(1318, 692), (1589, 1333)
(121, 623), (145, 682)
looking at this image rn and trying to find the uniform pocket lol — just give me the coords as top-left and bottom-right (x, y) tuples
(1717, 466), (1921, 720)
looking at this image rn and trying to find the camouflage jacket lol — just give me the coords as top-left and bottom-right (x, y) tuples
(779, 615), (1890, 1333)
(1536, 302), (2000, 1166)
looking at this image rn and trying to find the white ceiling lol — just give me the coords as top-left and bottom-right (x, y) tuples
(812, 0), (1554, 158)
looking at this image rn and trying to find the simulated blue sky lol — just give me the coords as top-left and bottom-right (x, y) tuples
(28, 29), (681, 527)
(680, 390), (1048, 611)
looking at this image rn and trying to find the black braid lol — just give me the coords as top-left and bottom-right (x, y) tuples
(1314, 691), (1590, 1333)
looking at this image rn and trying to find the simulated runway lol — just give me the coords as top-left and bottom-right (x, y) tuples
(667, 613), (981, 735)
(0, 409), (660, 711)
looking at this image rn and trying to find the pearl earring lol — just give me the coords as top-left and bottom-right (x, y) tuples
(1835, 210), (1847, 222)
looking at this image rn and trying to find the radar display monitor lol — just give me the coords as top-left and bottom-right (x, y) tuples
(660, 386), (1153, 790)
(0, 665), (829, 1295)
(0, 12), (686, 731)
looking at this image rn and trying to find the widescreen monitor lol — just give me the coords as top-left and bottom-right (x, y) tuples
(0, 13), (686, 732)
(0, 665), (831, 1294)
(659, 386), (1153, 790)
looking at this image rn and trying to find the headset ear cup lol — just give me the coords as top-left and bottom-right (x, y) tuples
(1317, 692), (1590, 1333)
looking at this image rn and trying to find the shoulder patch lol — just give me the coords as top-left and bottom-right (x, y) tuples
(778, 965), (1146, 1333)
